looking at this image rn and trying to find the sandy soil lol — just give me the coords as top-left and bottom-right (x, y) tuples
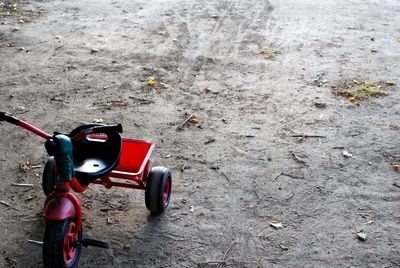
(1, 0), (400, 267)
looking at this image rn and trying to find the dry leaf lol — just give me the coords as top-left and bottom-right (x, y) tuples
(259, 48), (282, 59)
(93, 118), (103, 123)
(190, 116), (201, 126)
(18, 161), (30, 172)
(91, 48), (99, 54)
(11, 3), (17, 11)
(348, 96), (357, 102)
(269, 220), (283, 229)
(391, 163), (399, 172)
(397, 37), (400, 43)
(11, 27), (20, 32)
(147, 79), (156, 86)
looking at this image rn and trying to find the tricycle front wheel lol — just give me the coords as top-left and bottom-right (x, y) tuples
(145, 167), (172, 214)
(43, 218), (82, 268)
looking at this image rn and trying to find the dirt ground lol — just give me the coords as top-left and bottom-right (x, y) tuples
(1, 0), (400, 267)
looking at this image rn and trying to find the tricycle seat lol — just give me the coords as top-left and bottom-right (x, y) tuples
(69, 125), (122, 185)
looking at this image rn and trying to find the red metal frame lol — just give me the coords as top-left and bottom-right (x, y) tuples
(70, 178), (88, 193)
(17, 120), (51, 139)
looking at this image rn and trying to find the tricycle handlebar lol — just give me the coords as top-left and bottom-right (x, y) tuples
(0, 111), (52, 139)
(0, 111), (18, 125)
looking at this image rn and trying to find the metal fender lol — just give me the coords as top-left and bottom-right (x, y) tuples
(43, 197), (76, 221)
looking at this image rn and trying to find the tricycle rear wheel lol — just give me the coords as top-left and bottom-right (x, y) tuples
(145, 167), (172, 214)
(43, 218), (82, 268)
(42, 157), (56, 196)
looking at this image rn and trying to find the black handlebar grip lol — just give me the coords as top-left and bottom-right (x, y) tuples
(0, 111), (18, 124)
(92, 123), (123, 134)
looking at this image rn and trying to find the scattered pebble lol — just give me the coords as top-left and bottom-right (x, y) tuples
(159, 82), (169, 89)
(314, 102), (327, 108)
(357, 231), (367, 241)
(269, 220), (283, 229)
(342, 150), (353, 158)
(210, 164), (219, 170)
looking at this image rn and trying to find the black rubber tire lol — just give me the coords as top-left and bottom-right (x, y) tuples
(43, 219), (82, 268)
(42, 157), (56, 196)
(145, 166), (172, 214)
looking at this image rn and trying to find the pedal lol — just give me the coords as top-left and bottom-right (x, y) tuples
(81, 238), (110, 249)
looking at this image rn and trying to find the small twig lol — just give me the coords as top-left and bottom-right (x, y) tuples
(0, 200), (22, 211)
(241, 134), (255, 138)
(332, 146), (345, 149)
(273, 172), (283, 180)
(181, 163), (187, 172)
(204, 138), (216, 145)
(128, 96), (154, 105)
(221, 172), (231, 183)
(281, 172), (304, 180)
(291, 134), (326, 138)
(286, 192), (295, 202)
(30, 165), (43, 169)
(177, 114), (194, 130)
(393, 182), (400, 189)
(201, 261), (226, 265)
(12, 183), (34, 187)
(188, 190), (197, 196)
(290, 151), (307, 165)
(254, 189), (261, 199)
(27, 239), (43, 246)
(217, 242), (236, 268)
(158, 233), (188, 242)
(336, 111), (345, 124)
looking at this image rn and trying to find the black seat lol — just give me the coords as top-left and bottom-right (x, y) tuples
(69, 124), (122, 185)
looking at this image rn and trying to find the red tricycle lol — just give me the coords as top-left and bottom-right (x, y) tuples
(0, 111), (172, 268)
